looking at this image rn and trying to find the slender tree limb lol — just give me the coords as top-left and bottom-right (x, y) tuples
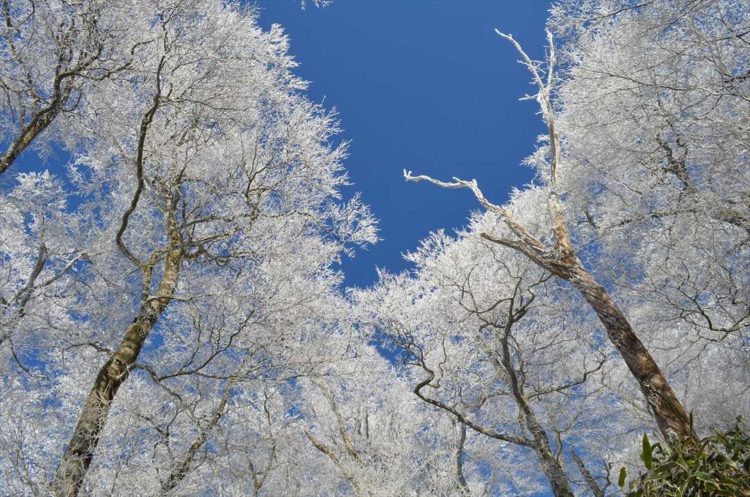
(570, 448), (605, 497)
(161, 383), (233, 494)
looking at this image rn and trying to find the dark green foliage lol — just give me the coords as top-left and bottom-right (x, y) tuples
(621, 420), (750, 496)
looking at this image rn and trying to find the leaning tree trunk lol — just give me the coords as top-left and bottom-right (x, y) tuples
(51, 211), (183, 497)
(0, 71), (73, 176)
(521, 410), (575, 497)
(566, 264), (694, 442)
(451, 418), (471, 495)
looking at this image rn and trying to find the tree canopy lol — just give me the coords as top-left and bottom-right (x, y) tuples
(0, 0), (747, 496)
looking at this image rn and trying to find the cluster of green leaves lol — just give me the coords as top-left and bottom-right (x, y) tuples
(619, 420), (750, 496)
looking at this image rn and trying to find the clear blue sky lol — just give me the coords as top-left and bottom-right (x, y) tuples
(254, 0), (552, 288)
(5, 1), (553, 289)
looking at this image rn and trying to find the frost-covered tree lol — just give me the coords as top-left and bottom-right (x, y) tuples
(0, 1), (375, 496)
(0, 0), (144, 176)
(360, 227), (620, 497)
(404, 0), (750, 445)
(2, 0), (748, 495)
(297, 340), (464, 497)
(547, 0), (750, 434)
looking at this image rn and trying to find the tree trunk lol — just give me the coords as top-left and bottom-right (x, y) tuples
(452, 418), (470, 494)
(0, 67), (73, 176)
(496, 331), (574, 497)
(51, 212), (182, 497)
(522, 410), (574, 497)
(568, 265), (694, 442)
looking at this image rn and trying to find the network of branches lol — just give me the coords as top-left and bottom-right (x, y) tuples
(0, 0), (747, 496)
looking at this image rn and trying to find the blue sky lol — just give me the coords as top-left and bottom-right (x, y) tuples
(3, 1), (554, 289)
(255, 0), (552, 288)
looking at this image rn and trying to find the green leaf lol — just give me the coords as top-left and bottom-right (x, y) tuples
(618, 466), (627, 488)
(693, 471), (712, 481)
(641, 434), (653, 470)
(678, 476), (694, 495)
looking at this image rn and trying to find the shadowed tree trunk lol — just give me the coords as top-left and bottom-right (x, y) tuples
(0, 104), (62, 175)
(452, 418), (471, 494)
(567, 266), (694, 441)
(51, 206), (183, 497)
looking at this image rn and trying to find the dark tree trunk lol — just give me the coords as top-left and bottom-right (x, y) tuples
(567, 265), (694, 442)
(51, 215), (182, 497)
